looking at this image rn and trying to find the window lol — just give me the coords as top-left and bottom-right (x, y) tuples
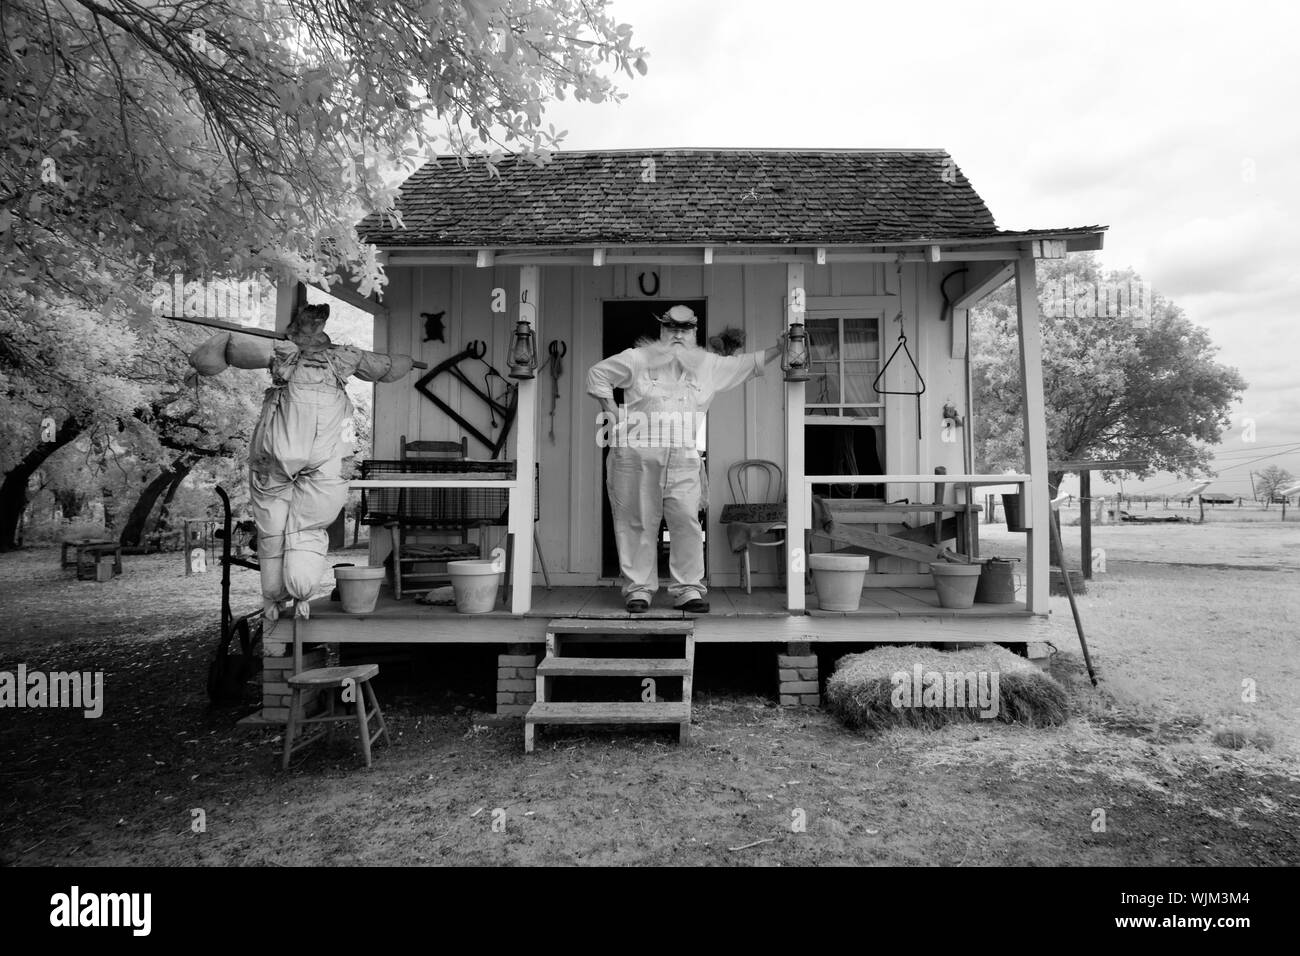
(805, 312), (884, 424)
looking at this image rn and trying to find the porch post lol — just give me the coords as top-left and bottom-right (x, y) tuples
(785, 264), (807, 612)
(509, 265), (539, 614)
(1014, 255), (1050, 613)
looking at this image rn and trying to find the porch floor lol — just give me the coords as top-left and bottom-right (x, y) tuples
(311, 585), (1030, 621)
(294, 584), (1043, 645)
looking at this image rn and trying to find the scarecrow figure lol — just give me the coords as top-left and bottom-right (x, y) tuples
(587, 304), (783, 613)
(189, 303), (416, 619)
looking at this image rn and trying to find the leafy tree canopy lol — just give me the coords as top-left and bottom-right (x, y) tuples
(1, 0), (645, 548)
(1255, 464), (1294, 503)
(972, 254), (1247, 486)
(1, 0), (648, 314)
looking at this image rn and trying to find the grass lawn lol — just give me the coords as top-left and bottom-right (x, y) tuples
(1, 518), (1297, 866)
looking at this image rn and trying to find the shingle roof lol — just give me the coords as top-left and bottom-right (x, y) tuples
(358, 149), (1013, 247)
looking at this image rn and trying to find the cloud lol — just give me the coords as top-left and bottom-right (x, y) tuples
(534, 0), (1300, 495)
(1146, 209), (1296, 296)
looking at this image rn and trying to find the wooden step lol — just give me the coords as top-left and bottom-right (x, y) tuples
(546, 618), (695, 635)
(537, 657), (692, 677)
(525, 701), (690, 724)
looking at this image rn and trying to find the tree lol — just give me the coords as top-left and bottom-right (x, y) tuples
(2, 0), (646, 546)
(2, 0), (648, 314)
(972, 254), (1247, 495)
(1255, 465), (1295, 507)
(0, 286), (266, 548)
(0, 284), (154, 547)
(113, 343), (262, 546)
(42, 438), (102, 520)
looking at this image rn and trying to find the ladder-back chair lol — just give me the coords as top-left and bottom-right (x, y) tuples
(386, 435), (482, 599)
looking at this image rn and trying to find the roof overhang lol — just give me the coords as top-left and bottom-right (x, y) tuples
(377, 227), (1106, 269)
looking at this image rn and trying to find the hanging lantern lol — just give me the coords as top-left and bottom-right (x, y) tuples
(782, 322), (809, 382)
(508, 319), (538, 379)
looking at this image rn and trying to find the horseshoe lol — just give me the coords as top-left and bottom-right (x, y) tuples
(638, 271), (660, 296)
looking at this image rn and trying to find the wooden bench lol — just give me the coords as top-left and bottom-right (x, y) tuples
(809, 498), (983, 568)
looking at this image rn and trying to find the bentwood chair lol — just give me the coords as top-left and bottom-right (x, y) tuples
(723, 459), (788, 594)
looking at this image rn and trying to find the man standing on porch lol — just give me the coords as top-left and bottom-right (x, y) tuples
(587, 305), (783, 613)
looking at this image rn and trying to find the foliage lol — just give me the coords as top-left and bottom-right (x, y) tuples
(972, 255), (1247, 486)
(0, 287), (149, 470)
(1255, 465), (1295, 503)
(1, 0), (648, 314)
(1, 0), (645, 548)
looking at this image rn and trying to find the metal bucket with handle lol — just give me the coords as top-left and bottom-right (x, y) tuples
(974, 556), (1023, 604)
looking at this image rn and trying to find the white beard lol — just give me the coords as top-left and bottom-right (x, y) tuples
(633, 337), (709, 374)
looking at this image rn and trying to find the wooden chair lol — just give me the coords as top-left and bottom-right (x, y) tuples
(386, 435), (482, 599)
(281, 616), (390, 769)
(723, 459), (787, 594)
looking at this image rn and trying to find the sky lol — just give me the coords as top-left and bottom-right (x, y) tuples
(528, 0), (1300, 499)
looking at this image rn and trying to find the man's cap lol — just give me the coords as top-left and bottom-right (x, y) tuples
(658, 304), (698, 329)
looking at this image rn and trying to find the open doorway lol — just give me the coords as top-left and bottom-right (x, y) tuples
(598, 299), (708, 580)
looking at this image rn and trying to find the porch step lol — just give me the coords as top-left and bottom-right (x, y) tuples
(526, 702), (690, 724)
(525, 617), (696, 753)
(546, 617), (695, 634)
(537, 657), (692, 677)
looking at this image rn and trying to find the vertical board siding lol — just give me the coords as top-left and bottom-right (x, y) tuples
(538, 265), (574, 577)
(373, 259), (976, 587)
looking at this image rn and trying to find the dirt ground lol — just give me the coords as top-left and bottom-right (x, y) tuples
(1, 521), (1298, 866)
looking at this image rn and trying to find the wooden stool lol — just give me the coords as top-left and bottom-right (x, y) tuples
(281, 617), (390, 769)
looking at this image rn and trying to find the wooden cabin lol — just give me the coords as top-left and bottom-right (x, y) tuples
(269, 149), (1106, 724)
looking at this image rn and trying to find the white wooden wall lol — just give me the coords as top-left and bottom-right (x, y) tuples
(373, 260), (977, 586)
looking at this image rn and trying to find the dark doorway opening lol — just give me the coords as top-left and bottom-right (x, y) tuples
(599, 299), (708, 580)
(806, 424), (884, 499)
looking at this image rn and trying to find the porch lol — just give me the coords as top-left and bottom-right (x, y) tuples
(295, 583), (1045, 646)
(272, 582), (1048, 722)
(268, 149), (1102, 724)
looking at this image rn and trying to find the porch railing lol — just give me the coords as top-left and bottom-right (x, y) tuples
(349, 476), (527, 611)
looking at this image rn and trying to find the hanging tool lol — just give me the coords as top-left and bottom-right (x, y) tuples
(872, 313), (926, 439)
(543, 339), (567, 443)
(872, 255), (926, 438)
(939, 267), (969, 322)
(414, 340), (517, 458)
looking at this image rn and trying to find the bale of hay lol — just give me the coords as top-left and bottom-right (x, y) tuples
(825, 645), (1069, 732)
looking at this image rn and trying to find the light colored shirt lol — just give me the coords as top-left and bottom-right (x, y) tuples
(587, 347), (767, 449)
(587, 347), (766, 409)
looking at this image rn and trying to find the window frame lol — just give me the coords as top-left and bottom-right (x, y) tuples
(803, 307), (887, 426)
